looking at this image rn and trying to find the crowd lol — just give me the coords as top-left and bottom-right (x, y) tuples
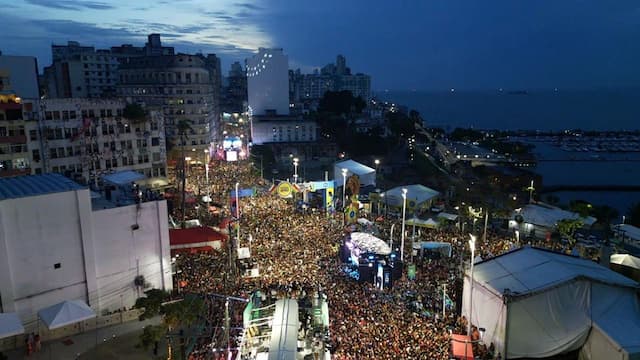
(168, 158), (595, 359)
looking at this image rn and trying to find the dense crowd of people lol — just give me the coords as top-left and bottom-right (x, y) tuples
(167, 158), (596, 359)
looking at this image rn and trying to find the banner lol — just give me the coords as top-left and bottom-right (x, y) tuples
(408, 264), (416, 280)
(230, 188), (256, 198)
(345, 205), (358, 224)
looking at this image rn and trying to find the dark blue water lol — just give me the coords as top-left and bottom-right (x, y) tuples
(379, 90), (640, 131)
(378, 90), (640, 216)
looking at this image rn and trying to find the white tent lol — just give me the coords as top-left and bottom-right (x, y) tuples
(0, 312), (24, 339)
(38, 300), (96, 330)
(610, 254), (640, 270)
(334, 160), (376, 188)
(406, 217), (440, 228)
(463, 247), (640, 359)
(382, 184), (440, 209)
(102, 170), (146, 187)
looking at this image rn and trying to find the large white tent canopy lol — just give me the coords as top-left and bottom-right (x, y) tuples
(382, 184), (439, 209)
(610, 254), (640, 270)
(0, 312), (24, 339)
(463, 247), (640, 359)
(38, 300), (96, 330)
(333, 160), (376, 188)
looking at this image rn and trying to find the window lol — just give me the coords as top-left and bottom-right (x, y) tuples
(32, 149), (40, 162)
(29, 130), (37, 141)
(153, 152), (160, 162)
(151, 137), (160, 146)
(67, 147), (73, 157)
(53, 111), (60, 120)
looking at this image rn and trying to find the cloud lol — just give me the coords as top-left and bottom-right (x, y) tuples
(234, 2), (262, 11)
(24, 0), (114, 11)
(31, 19), (140, 39)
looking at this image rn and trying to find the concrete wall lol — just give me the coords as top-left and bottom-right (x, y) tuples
(92, 200), (172, 313)
(0, 190), (91, 323)
(0, 189), (171, 325)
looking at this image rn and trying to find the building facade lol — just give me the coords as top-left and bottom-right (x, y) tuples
(250, 116), (318, 145)
(117, 54), (220, 162)
(247, 48), (290, 116)
(221, 61), (247, 114)
(39, 99), (167, 186)
(290, 54), (371, 104)
(0, 174), (172, 325)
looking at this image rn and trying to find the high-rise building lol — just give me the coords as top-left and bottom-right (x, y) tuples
(44, 42), (120, 98)
(221, 61), (247, 113)
(0, 54), (40, 99)
(39, 99), (167, 185)
(290, 54), (371, 104)
(43, 35), (175, 99)
(117, 53), (220, 162)
(0, 55), (42, 177)
(246, 48), (290, 116)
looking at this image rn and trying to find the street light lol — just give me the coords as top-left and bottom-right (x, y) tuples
(341, 168), (348, 209)
(515, 229), (520, 246)
(401, 188), (408, 262)
(468, 234), (477, 336)
(293, 157), (299, 184)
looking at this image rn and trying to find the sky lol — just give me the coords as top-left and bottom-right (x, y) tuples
(0, 0), (638, 91)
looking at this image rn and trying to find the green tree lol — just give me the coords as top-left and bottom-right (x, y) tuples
(161, 295), (205, 331)
(627, 202), (640, 227)
(568, 200), (593, 218)
(138, 324), (167, 350)
(556, 218), (584, 247)
(318, 90), (366, 116)
(123, 103), (147, 123)
(134, 289), (171, 320)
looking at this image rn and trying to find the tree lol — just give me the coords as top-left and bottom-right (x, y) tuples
(627, 202), (640, 227)
(161, 295), (205, 331)
(123, 103), (147, 123)
(318, 90), (365, 116)
(134, 289), (170, 320)
(556, 218), (584, 247)
(176, 119), (193, 228)
(138, 324), (167, 350)
(568, 200), (593, 218)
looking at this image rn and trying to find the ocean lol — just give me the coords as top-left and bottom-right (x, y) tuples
(379, 90), (640, 216)
(379, 90), (640, 132)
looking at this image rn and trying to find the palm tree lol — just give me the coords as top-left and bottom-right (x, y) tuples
(176, 120), (193, 228)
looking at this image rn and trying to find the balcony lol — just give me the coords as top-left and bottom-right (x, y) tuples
(0, 167), (31, 178)
(0, 102), (22, 111)
(0, 135), (27, 144)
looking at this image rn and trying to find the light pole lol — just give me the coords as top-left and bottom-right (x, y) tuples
(235, 182), (240, 250)
(390, 223), (396, 250)
(374, 159), (380, 184)
(379, 193), (385, 216)
(341, 168), (348, 209)
(401, 188), (408, 262)
(468, 234), (477, 336)
(293, 157), (299, 184)
(515, 229), (520, 246)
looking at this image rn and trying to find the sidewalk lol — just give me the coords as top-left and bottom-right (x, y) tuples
(5, 317), (162, 360)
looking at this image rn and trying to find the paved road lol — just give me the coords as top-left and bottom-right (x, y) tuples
(5, 317), (163, 360)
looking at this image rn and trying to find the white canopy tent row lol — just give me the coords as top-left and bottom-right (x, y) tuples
(333, 160), (376, 188)
(37, 300), (96, 330)
(463, 247), (640, 360)
(382, 184), (440, 210)
(0, 312), (24, 339)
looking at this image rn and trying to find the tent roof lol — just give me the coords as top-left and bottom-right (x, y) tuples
(102, 170), (146, 186)
(169, 226), (227, 245)
(0, 313), (24, 339)
(614, 224), (640, 241)
(335, 159), (375, 176)
(38, 300), (96, 330)
(348, 232), (391, 255)
(514, 203), (596, 228)
(438, 212), (458, 221)
(383, 184), (440, 207)
(0, 173), (84, 201)
(134, 176), (170, 189)
(472, 247), (639, 298)
(610, 254), (640, 270)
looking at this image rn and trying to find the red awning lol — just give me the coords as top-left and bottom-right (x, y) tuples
(169, 227), (227, 246)
(451, 334), (474, 360)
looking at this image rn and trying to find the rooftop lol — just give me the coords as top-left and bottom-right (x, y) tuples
(0, 173), (85, 201)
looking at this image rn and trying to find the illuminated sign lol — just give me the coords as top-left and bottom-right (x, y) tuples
(277, 182), (293, 198)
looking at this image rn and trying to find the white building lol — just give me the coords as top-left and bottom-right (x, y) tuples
(0, 173), (172, 326)
(247, 48), (290, 116)
(250, 117), (317, 145)
(40, 98), (167, 186)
